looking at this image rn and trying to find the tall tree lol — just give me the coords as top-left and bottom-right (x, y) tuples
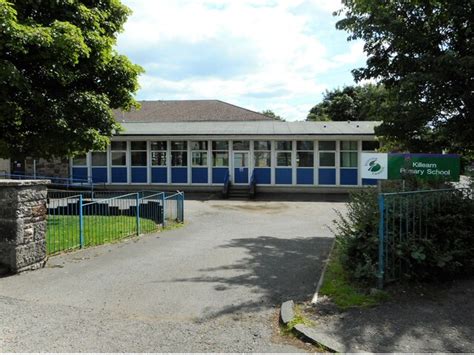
(262, 109), (285, 121)
(306, 84), (389, 122)
(0, 0), (143, 159)
(336, 0), (473, 155)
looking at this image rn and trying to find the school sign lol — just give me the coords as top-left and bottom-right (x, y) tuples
(361, 153), (460, 181)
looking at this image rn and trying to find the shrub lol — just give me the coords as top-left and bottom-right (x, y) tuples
(334, 187), (474, 284)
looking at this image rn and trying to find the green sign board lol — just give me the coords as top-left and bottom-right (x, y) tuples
(388, 154), (460, 181)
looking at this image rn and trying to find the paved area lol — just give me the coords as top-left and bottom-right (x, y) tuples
(304, 279), (474, 352)
(0, 199), (344, 352)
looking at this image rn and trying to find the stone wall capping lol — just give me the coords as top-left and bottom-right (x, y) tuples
(0, 179), (50, 186)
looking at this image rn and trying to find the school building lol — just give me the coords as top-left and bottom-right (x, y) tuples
(70, 100), (380, 192)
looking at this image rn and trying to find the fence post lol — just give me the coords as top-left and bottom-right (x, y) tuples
(136, 192), (141, 235)
(377, 193), (385, 289)
(162, 192), (166, 227)
(180, 192), (184, 222)
(79, 194), (84, 248)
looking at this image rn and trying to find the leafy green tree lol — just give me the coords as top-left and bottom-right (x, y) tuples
(0, 0), (143, 159)
(336, 0), (473, 155)
(262, 109), (285, 121)
(306, 84), (389, 122)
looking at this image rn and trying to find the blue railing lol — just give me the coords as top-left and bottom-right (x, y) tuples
(0, 172), (92, 191)
(47, 190), (184, 255)
(223, 169), (231, 198)
(249, 170), (257, 198)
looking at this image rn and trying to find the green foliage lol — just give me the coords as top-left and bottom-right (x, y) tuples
(306, 84), (389, 122)
(261, 109), (285, 121)
(0, 0), (143, 159)
(334, 187), (474, 283)
(320, 246), (389, 309)
(336, 0), (474, 156)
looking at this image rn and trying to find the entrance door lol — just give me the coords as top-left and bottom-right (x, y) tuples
(233, 151), (249, 184)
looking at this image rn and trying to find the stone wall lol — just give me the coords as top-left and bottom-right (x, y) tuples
(0, 180), (49, 273)
(24, 157), (69, 178)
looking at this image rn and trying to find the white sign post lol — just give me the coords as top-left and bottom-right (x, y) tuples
(360, 153), (388, 180)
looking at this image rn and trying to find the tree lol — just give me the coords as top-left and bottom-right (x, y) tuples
(0, 0), (143, 159)
(306, 84), (389, 122)
(262, 109), (285, 121)
(336, 0), (473, 155)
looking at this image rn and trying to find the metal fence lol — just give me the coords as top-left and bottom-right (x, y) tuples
(377, 188), (472, 287)
(0, 172), (93, 191)
(47, 190), (184, 255)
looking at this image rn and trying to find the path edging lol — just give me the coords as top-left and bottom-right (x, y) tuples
(279, 299), (343, 353)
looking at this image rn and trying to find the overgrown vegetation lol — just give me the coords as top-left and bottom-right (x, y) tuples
(333, 183), (474, 284)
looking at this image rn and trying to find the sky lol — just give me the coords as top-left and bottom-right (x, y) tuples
(116, 0), (367, 122)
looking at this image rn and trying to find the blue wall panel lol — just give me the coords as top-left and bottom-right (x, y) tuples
(275, 168), (292, 184)
(72, 167), (88, 181)
(151, 167), (167, 183)
(212, 168), (228, 184)
(234, 168), (248, 184)
(91, 167), (107, 183)
(131, 167), (147, 183)
(192, 168), (208, 184)
(362, 178), (378, 186)
(340, 168), (358, 185)
(171, 167), (188, 183)
(111, 167), (127, 183)
(254, 168), (271, 184)
(297, 169), (314, 185)
(318, 169), (336, 185)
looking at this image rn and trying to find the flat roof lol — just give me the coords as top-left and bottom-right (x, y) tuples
(117, 120), (379, 136)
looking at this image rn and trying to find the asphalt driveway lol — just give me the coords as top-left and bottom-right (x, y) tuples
(0, 198), (344, 352)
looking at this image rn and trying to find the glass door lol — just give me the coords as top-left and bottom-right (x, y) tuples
(233, 151), (249, 184)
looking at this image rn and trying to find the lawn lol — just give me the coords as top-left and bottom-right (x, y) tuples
(47, 215), (159, 255)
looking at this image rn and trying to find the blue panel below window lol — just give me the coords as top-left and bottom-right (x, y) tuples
(171, 167), (188, 183)
(319, 169), (336, 185)
(91, 167), (107, 183)
(297, 169), (314, 185)
(111, 167), (127, 183)
(212, 168), (228, 184)
(151, 167), (167, 183)
(192, 167), (208, 184)
(72, 167), (88, 182)
(362, 178), (378, 186)
(131, 167), (147, 183)
(340, 168), (358, 185)
(234, 168), (249, 184)
(253, 168), (271, 184)
(275, 168), (292, 184)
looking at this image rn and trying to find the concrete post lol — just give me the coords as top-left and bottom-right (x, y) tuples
(0, 179), (50, 274)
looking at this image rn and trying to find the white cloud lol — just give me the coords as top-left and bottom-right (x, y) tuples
(117, 0), (365, 121)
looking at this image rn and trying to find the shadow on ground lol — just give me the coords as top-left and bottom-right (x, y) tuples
(173, 235), (333, 319)
(309, 279), (474, 352)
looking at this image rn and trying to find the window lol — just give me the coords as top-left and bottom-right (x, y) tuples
(212, 140), (229, 167)
(233, 140), (249, 150)
(276, 141), (292, 151)
(151, 141), (167, 166)
(111, 141), (126, 166)
(362, 141), (380, 151)
(297, 141), (313, 167)
(131, 141), (147, 166)
(340, 140), (358, 168)
(171, 141), (187, 167)
(72, 154), (87, 166)
(276, 141), (292, 167)
(91, 152), (106, 166)
(191, 141), (208, 167)
(319, 141), (335, 167)
(254, 140), (271, 167)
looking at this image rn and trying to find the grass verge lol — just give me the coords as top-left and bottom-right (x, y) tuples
(319, 246), (389, 309)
